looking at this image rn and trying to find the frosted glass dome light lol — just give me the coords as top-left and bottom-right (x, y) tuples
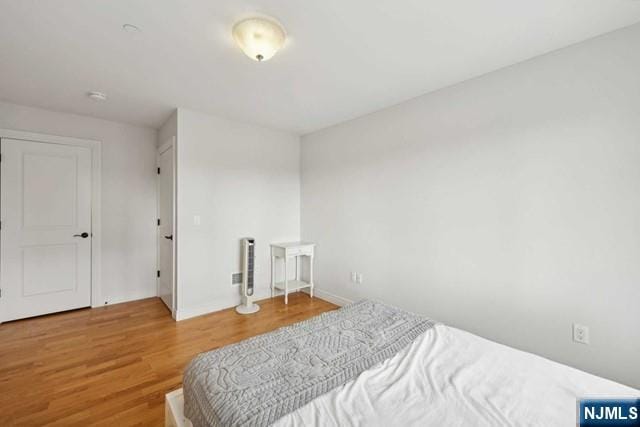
(232, 17), (286, 62)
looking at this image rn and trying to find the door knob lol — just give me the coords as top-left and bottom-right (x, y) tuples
(164, 235), (173, 240)
(73, 232), (89, 238)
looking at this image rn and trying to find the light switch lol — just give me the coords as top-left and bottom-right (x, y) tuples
(194, 215), (201, 226)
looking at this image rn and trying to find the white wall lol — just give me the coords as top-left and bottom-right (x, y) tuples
(301, 24), (640, 388)
(175, 108), (300, 319)
(0, 101), (158, 305)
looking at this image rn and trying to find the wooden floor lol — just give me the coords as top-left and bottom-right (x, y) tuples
(0, 294), (337, 426)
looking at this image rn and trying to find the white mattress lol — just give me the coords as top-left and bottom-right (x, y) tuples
(273, 324), (637, 427)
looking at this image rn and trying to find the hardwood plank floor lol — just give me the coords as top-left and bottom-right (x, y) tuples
(0, 293), (337, 426)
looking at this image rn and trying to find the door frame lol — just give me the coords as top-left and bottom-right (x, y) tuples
(156, 136), (176, 318)
(0, 128), (102, 312)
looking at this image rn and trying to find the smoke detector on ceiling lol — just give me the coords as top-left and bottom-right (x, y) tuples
(122, 24), (141, 33)
(87, 91), (107, 101)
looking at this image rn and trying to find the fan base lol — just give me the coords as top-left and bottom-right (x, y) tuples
(235, 302), (260, 314)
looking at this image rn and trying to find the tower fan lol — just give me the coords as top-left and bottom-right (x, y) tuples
(236, 238), (260, 314)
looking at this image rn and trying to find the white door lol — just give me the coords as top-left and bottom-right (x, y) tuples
(0, 138), (92, 322)
(157, 142), (174, 312)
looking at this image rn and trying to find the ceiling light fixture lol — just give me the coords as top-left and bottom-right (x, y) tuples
(87, 91), (107, 101)
(232, 17), (286, 62)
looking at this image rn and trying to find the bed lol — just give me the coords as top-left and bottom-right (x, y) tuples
(165, 300), (637, 427)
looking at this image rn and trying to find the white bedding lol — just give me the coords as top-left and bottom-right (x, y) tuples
(273, 324), (637, 427)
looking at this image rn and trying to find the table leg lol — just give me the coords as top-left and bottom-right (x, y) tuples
(310, 255), (314, 298)
(284, 257), (288, 305)
(271, 255), (275, 298)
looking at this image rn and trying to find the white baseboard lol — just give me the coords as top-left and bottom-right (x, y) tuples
(303, 288), (353, 307)
(174, 286), (353, 321)
(93, 289), (157, 308)
(175, 288), (271, 321)
(175, 297), (235, 321)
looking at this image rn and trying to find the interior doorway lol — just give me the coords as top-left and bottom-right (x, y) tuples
(0, 131), (101, 322)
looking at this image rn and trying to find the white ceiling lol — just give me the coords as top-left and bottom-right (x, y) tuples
(1, 1), (639, 134)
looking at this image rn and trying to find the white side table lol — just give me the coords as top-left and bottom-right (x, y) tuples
(270, 242), (315, 304)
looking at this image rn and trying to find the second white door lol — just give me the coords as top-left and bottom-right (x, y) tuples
(157, 142), (174, 313)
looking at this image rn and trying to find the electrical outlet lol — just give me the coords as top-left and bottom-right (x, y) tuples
(356, 273), (363, 284)
(573, 323), (590, 345)
(351, 272), (357, 283)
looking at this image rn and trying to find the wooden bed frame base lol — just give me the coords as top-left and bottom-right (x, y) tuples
(165, 388), (192, 427)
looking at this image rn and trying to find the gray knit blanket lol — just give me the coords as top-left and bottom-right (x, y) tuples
(183, 299), (435, 427)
